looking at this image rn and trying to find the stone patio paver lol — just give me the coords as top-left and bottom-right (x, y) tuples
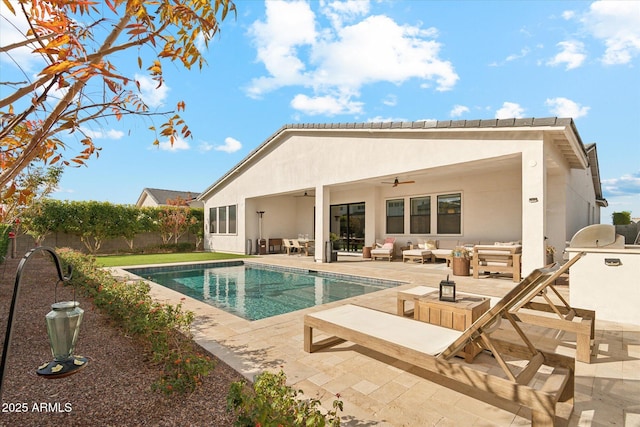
(111, 254), (640, 426)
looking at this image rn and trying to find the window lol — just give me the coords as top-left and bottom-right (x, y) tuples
(410, 196), (430, 234)
(219, 206), (227, 234)
(228, 205), (237, 234)
(209, 207), (217, 234)
(209, 204), (237, 234)
(386, 199), (404, 234)
(437, 193), (461, 234)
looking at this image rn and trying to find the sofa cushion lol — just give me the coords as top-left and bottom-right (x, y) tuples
(403, 249), (431, 256)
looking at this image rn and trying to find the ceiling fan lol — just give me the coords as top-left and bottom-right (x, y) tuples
(294, 191), (315, 197)
(382, 177), (415, 187)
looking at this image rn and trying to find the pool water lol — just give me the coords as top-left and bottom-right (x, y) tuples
(126, 262), (402, 321)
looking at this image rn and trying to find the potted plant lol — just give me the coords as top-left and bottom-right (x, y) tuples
(330, 232), (340, 250)
(546, 245), (555, 265)
(451, 246), (470, 276)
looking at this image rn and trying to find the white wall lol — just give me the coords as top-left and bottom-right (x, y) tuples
(201, 127), (596, 265)
(368, 165), (523, 249)
(566, 168), (599, 239)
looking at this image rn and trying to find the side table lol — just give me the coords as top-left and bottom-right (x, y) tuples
(362, 246), (372, 259)
(415, 293), (490, 362)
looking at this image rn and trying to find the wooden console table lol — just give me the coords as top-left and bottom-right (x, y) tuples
(414, 292), (490, 362)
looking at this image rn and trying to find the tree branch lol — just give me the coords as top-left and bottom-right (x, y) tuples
(0, 12), (134, 188)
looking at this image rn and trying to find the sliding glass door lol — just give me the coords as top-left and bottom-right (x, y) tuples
(330, 202), (365, 252)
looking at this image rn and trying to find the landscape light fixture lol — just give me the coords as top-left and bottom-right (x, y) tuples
(0, 247), (88, 400)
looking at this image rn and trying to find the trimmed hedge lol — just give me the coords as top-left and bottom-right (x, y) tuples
(57, 248), (215, 394)
(0, 224), (10, 261)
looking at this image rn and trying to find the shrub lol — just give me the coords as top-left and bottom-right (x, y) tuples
(57, 248), (215, 394)
(0, 224), (11, 261)
(612, 211), (632, 225)
(227, 370), (343, 427)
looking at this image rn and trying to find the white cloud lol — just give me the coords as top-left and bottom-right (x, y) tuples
(320, 0), (370, 29)
(214, 137), (242, 153)
(450, 104), (469, 117)
(367, 115), (407, 123)
(382, 94), (397, 107)
(290, 93), (363, 116)
(582, 0), (640, 65)
(158, 136), (190, 151)
(495, 102), (525, 119)
(506, 48), (531, 62)
(562, 10), (576, 20)
(80, 127), (124, 140)
(547, 40), (586, 70)
(135, 74), (169, 108)
(246, 0), (317, 98)
(544, 97), (589, 118)
(247, 1), (458, 114)
(602, 171), (640, 197)
(0, 1), (46, 72)
(490, 47), (533, 67)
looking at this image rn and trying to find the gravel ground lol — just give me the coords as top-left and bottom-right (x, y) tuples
(0, 253), (245, 426)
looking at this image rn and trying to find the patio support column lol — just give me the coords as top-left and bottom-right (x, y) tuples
(314, 185), (330, 263)
(521, 145), (546, 275)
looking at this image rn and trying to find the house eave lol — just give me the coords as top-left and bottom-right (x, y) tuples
(197, 117), (590, 201)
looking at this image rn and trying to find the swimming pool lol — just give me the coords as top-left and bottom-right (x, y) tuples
(126, 261), (403, 321)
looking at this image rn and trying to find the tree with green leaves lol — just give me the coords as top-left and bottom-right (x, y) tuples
(20, 197), (65, 245)
(0, 165), (62, 224)
(157, 196), (195, 245)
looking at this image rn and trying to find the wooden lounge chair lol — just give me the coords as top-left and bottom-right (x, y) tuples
(304, 257), (584, 426)
(371, 237), (395, 261)
(508, 255), (595, 363)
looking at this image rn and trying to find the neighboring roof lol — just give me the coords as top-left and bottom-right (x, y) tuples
(584, 143), (608, 207)
(198, 117), (589, 200)
(136, 188), (199, 207)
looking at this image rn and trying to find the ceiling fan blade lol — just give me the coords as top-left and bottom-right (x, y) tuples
(382, 177), (415, 186)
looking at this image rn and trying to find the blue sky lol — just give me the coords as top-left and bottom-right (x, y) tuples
(2, 0), (639, 222)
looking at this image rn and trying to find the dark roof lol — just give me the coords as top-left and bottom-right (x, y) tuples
(584, 144), (607, 207)
(199, 117), (588, 199)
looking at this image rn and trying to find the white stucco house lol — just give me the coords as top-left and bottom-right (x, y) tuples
(198, 117), (606, 276)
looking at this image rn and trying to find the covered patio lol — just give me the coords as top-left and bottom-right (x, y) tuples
(200, 118), (606, 279)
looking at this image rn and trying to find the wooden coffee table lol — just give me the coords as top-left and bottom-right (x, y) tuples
(414, 292), (490, 362)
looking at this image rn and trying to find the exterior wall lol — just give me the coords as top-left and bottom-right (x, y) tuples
(546, 172), (567, 263)
(370, 165), (523, 249)
(201, 125), (598, 271)
(567, 247), (640, 324)
(566, 167), (599, 240)
(138, 196), (156, 207)
(203, 133), (530, 255)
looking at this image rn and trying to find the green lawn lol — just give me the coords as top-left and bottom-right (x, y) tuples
(96, 252), (253, 267)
